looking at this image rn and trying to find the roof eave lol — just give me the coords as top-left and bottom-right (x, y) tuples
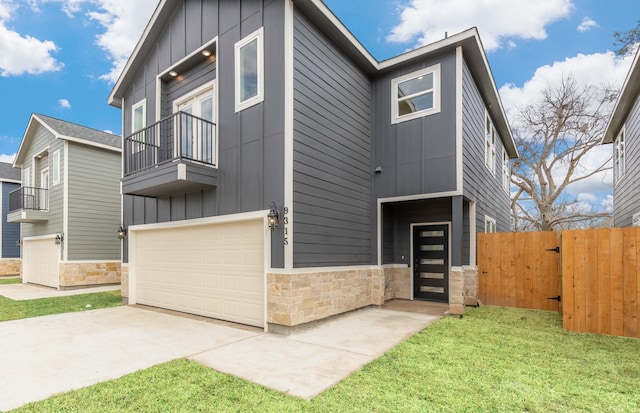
(602, 49), (640, 144)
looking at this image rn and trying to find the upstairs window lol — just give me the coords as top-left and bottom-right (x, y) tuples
(132, 99), (146, 133)
(485, 113), (496, 174)
(235, 28), (264, 112)
(485, 216), (497, 233)
(52, 149), (61, 186)
(391, 64), (441, 124)
(502, 148), (510, 192)
(615, 128), (625, 183)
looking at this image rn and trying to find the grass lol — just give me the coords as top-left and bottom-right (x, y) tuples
(0, 277), (21, 285)
(0, 290), (122, 323)
(10, 306), (640, 413)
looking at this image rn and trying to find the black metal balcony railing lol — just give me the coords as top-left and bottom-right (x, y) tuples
(9, 186), (48, 212)
(124, 111), (217, 176)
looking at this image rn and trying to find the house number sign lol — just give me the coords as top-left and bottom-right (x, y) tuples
(283, 206), (289, 245)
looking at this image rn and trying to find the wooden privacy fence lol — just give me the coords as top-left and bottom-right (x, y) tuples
(478, 231), (561, 312)
(478, 228), (640, 339)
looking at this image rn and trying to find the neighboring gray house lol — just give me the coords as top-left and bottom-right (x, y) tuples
(108, 0), (517, 331)
(9, 114), (122, 289)
(603, 48), (640, 227)
(0, 162), (21, 275)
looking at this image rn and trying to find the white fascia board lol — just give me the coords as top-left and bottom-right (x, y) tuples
(57, 135), (122, 153)
(602, 49), (640, 144)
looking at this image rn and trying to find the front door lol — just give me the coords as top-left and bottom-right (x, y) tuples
(413, 224), (449, 302)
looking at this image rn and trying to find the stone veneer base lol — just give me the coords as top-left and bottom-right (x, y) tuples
(0, 259), (21, 276)
(59, 261), (121, 289)
(267, 268), (385, 329)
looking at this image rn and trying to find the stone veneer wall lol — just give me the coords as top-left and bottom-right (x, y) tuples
(0, 259), (21, 276)
(267, 268), (385, 330)
(59, 261), (121, 289)
(463, 266), (478, 306)
(121, 264), (129, 299)
(383, 265), (411, 300)
(449, 267), (465, 315)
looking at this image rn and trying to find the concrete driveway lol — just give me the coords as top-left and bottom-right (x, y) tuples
(0, 304), (445, 411)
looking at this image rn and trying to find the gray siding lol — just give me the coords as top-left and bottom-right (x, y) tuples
(292, 9), (372, 267)
(461, 60), (511, 232)
(162, 61), (216, 118)
(2, 182), (20, 258)
(20, 124), (64, 239)
(614, 95), (640, 227)
(67, 144), (121, 261)
(372, 52), (458, 199)
(121, 0), (286, 266)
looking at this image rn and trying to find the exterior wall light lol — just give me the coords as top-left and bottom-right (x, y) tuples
(55, 234), (63, 245)
(16, 240), (21, 248)
(267, 202), (280, 231)
(117, 224), (127, 239)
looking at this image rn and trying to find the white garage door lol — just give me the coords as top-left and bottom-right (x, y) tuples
(23, 237), (60, 288)
(133, 219), (265, 327)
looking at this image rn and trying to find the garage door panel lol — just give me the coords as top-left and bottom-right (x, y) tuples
(134, 219), (265, 327)
(23, 238), (60, 288)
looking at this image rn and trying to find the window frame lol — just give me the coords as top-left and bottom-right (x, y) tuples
(131, 99), (146, 133)
(391, 64), (441, 124)
(502, 148), (510, 192)
(52, 149), (61, 186)
(614, 127), (625, 183)
(235, 27), (264, 113)
(485, 216), (497, 233)
(485, 112), (496, 175)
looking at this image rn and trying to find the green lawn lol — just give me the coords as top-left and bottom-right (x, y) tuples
(11, 306), (640, 413)
(0, 277), (21, 285)
(0, 290), (122, 322)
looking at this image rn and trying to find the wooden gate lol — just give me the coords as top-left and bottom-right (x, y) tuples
(478, 231), (561, 312)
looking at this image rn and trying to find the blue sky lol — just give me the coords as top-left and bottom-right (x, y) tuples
(0, 0), (638, 211)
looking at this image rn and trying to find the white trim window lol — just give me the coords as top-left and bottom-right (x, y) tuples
(132, 99), (146, 133)
(485, 216), (497, 233)
(614, 128), (625, 183)
(391, 64), (441, 124)
(52, 149), (61, 186)
(23, 166), (32, 188)
(235, 27), (264, 112)
(485, 113), (496, 174)
(502, 148), (510, 192)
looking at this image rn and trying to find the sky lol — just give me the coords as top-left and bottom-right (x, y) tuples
(0, 0), (638, 215)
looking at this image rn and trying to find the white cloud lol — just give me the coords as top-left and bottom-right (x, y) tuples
(387, 0), (573, 51)
(577, 17), (598, 33)
(0, 153), (16, 163)
(58, 98), (71, 109)
(87, 0), (157, 83)
(0, 0), (62, 76)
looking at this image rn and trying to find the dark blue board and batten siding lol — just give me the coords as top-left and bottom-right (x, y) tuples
(614, 96), (640, 227)
(461, 60), (511, 232)
(372, 51), (458, 200)
(121, 0), (285, 267)
(292, 10), (373, 267)
(2, 182), (20, 258)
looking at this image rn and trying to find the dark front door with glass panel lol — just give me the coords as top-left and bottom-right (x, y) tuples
(413, 224), (449, 302)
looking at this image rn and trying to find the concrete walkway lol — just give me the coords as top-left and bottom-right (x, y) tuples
(0, 283), (120, 300)
(0, 304), (445, 411)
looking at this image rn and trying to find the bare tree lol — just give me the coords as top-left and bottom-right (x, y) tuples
(614, 20), (640, 57)
(510, 76), (617, 231)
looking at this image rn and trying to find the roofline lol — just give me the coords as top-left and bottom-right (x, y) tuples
(602, 49), (640, 144)
(108, 0), (517, 157)
(108, 0), (167, 108)
(0, 178), (21, 184)
(14, 114), (121, 167)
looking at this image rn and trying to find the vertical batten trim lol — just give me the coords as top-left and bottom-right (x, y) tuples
(456, 46), (464, 193)
(63, 141), (69, 261)
(283, 0), (294, 269)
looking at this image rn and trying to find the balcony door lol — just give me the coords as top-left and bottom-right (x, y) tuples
(40, 168), (49, 210)
(174, 83), (215, 164)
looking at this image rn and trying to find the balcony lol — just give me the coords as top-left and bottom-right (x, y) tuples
(7, 186), (49, 223)
(122, 111), (219, 197)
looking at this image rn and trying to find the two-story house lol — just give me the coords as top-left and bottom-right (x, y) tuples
(602, 47), (640, 227)
(0, 162), (21, 276)
(109, 0), (517, 332)
(10, 114), (122, 289)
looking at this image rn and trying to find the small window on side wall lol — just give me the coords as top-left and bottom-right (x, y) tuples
(391, 64), (441, 124)
(502, 148), (510, 192)
(614, 127), (625, 183)
(132, 100), (146, 133)
(235, 28), (264, 112)
(52, 149), (61, 186)
(485, 113), (496, 175)
(485, 216), (497, 233)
